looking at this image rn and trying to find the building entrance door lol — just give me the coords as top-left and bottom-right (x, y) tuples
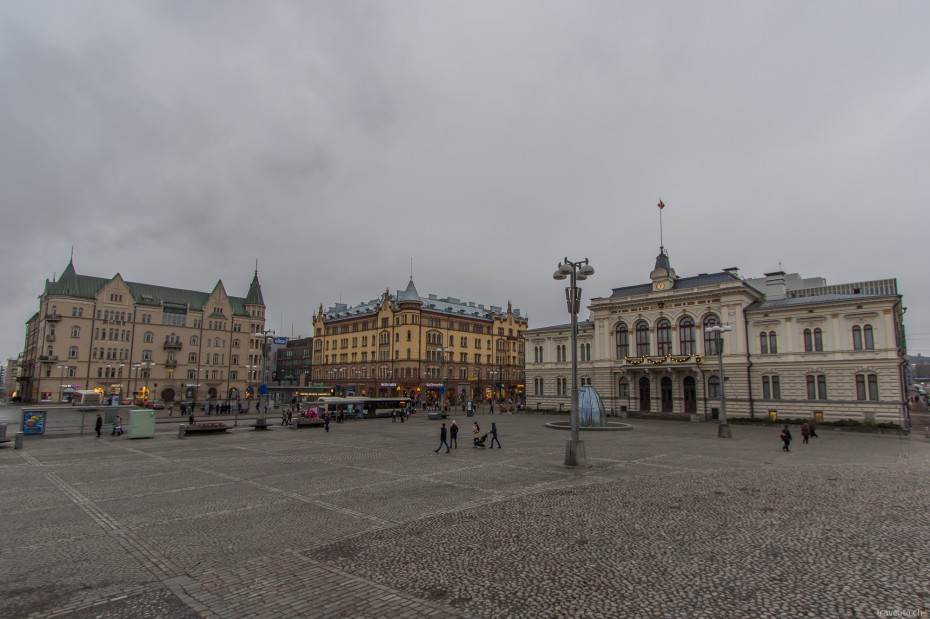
(683, 376), (696, 413)
(660, 377), (673, 412)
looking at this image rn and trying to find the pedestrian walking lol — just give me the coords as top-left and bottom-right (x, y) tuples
(449, 420), (458, 449)
(489, 422), (501, 449)
(391, 410), (397, 423)
(801, 422), (811, 444)
(112, 415), (123, 436)
(95, 414), (103, 438)
(435, 423), (450, 453)
(472, 421), (480, 438)
(324, 412), (330, 432)
(809, 422), (818, 438)
(780, 425), (792, 452)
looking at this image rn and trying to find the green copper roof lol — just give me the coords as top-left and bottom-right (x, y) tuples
(45, 262), (263, 317)
(246, 270), (264, 306)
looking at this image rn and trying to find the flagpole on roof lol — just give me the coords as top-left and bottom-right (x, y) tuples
(657, 199), (666, 250)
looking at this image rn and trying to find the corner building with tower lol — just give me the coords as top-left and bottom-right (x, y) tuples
(17, 259), (268, 405)
(525, 248), (909, 427)
(312, 279), (527, 404)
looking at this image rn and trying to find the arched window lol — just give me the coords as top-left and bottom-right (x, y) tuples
(679, 317), (695, 355)
(616, 323), (629, 358)
(863, 324), (874, 349)
(803, 329), (813, 352)
(618, 377), (629, 398)
(635, 321), (650, 357)
(656, 319), (672, 356)
(768, 331), (778, 353)
(703, 315), (720, 355)
(760, 332), (769, 354)
(71, 326), (81, 338)
(190, 336), (199, 346)
(814, 328), (823, 352)
(852, 325), (862, 350)
(144, 331), (154, 343)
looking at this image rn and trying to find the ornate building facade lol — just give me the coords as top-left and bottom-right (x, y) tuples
(312, 279), (527, 404)
(526, 248), (908, 426)
(18, 260), (267, 405)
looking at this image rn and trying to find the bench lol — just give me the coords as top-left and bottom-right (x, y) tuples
(250, 420), (271, 430)
(185, 423), (229, 434)
(293, 419), (325, 429)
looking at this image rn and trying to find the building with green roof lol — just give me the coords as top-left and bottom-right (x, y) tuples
(18, 260), (268, 406)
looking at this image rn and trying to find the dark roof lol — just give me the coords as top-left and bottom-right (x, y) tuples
(609, 271), (741, 299)
(746, 293), (894, 311)
(245, 270), (264, 306)
(525, 320), (593, 334)
(45, 262), (261, 317)
(397, 278), (423, 305)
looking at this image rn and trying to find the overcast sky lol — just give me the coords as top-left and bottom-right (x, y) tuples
(2, 1), (929, 362)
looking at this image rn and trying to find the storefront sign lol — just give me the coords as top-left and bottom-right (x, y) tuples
(425, 383), (443, 388)
(380, 382), (397, 387)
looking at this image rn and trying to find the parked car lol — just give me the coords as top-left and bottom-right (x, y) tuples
(151, 401), (166, 410)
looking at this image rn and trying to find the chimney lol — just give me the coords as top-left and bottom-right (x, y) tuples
(763, 271), (787, 300)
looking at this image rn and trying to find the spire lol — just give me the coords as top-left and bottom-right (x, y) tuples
(654, 247), (671, 273)
(53, 258), (82, 297)
(246, 269), (264, 306)
(397, 277), (422, 305)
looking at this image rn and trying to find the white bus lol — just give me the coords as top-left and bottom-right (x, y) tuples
(315, 397), (409, 419)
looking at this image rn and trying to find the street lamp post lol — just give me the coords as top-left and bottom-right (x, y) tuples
(553, 257), (595, 467)
(437, 347), (450, 410)
(705, 324), (734, 438)
(57, 364), (66, 403)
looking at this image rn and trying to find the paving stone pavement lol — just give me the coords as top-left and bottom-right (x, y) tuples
(1, 414), (929, 618)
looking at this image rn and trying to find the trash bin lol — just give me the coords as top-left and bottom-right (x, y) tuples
(14, 432), (24, 450)
(178, 424), (186, 439)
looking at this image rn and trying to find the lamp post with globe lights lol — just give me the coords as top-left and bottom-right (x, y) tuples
(705, 324), (734, 438)
(553, 257), (595, 466)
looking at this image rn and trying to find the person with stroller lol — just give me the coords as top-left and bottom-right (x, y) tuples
(489, 422), (501, 449)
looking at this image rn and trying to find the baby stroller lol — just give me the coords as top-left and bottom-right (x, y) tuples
(473, 433), (489, 448)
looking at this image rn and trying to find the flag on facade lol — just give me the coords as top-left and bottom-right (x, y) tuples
(657, 199), (665, 210)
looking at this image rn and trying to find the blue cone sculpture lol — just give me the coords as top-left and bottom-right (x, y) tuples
(578, 385), (607, 428)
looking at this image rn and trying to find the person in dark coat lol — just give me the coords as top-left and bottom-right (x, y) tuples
(94, 414), (103, 438)
(489, 422), (501, 449)
(801, 422), (811, 444)
(449, 420), (458, 449)
(780, 425), (792, 452)
(435, 423), (450, 453)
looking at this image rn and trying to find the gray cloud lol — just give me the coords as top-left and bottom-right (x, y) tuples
(2, 1), (928, 356)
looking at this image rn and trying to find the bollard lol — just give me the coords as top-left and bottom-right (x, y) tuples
(178, 424), (186, 439)
(925, 426), (929, 439)
(0, 422), (7, 438)
(14, 432), (24, 450)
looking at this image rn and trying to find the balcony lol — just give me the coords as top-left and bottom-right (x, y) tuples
(45, 334), (56, 342)
(165, 359), (178, 368)
(45, 313), (62, 322)
(38, 355), (58, 363)
(163, 340), (182, 350)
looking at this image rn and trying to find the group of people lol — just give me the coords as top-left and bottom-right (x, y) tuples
(779, 422), (818, 452)
(435, 420), (500, 453)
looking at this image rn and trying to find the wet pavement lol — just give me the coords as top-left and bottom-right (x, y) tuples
(1, 411), (928, 618)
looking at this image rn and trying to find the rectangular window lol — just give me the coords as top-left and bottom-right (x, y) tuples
(856, 374), (866, 400)
(762, 376), (771, 399)
(867, 374), (879, 401)
(772, 375), (781, 399)
(806, 375), (816, 400)
(817, 374), (827, 400)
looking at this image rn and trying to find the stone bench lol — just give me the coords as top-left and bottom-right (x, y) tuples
(293, 419), (325, 429)
(185, 423), (230, 434)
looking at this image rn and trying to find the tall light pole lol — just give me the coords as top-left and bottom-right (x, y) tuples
(705, 324), (734, 438)
(57, 364), (66, 403)
(553, 257), (595, 467)
(437, 347), (450, 409)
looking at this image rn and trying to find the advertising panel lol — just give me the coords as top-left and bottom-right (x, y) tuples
(22, 410), (47, 435)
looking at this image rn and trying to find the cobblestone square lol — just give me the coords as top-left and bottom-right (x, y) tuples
(1, 413), (928, 618)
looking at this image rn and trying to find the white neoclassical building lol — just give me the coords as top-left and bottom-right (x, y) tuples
(526, 248), (909, 427)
